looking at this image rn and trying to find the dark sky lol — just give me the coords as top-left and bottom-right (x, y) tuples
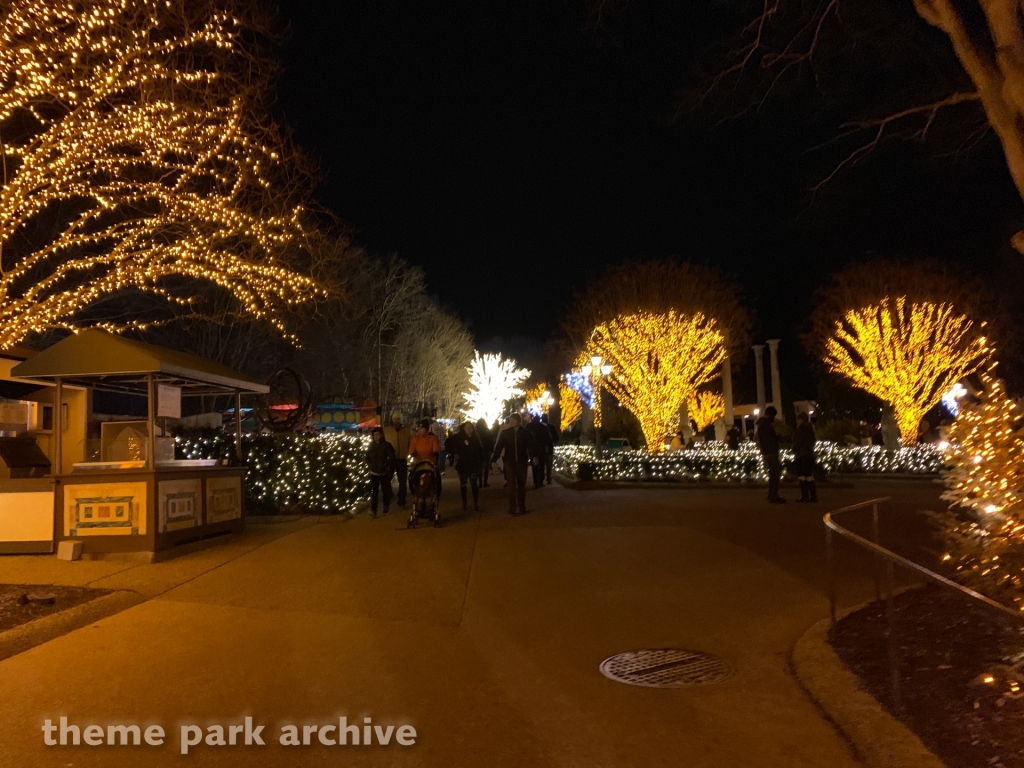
(272, 0), (1024, 399)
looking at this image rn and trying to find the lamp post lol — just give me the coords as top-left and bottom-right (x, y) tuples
(581, 355), (614, 459)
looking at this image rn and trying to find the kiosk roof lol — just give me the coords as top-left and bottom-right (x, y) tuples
(11, 330), (269, 394)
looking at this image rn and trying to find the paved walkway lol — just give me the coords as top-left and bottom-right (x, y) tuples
(0, 476), (943, 767)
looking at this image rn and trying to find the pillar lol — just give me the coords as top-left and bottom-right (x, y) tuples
(767, 338), (782, 419)
(722, 354), (734, 428)
(753, 344), (766, 414)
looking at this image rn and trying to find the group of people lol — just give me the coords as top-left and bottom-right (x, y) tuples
(364, 410), (560, 518)
(755, 407), (818, 504)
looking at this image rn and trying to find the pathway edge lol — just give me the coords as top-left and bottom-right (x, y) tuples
(792, 616), (946, 768)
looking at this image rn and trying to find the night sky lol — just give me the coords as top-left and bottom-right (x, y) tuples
(272, 0), (1024, 399)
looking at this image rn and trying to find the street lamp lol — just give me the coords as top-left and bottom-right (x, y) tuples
(581, 355), (614, 459)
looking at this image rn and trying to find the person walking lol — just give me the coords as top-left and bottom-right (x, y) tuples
(756, 406), (785, 503)
(430, 418), (448, 475)
(365, 426), (396, 518)
(452, 421), (484, 512)
(475, 418), (494, 487)
(490, 413), (538, 515)
(541, 414), (559, 484)
(793, 411), (818, 503)
(383, 411), (411, 508)
(524, 412), (552, 489)
(410, 419), (442, 498)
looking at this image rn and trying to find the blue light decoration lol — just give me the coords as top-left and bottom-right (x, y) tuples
(564, 371), (594, 409)
(941, 382), (968, 417)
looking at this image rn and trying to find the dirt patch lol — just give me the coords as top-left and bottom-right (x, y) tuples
(0, 583), (110, 633)
(831, 584), (1024, 768)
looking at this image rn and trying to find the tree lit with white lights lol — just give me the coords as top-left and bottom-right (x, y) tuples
(461, 352), (530, 427)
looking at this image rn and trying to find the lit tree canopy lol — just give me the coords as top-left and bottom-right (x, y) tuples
(558, 377), (583, 431)
(563, 260), (750, 360)
(585, 310), (726, 451)
(824, 296), (990, 445)
(688, 390), (725, 432)
(806, 259), (999, 363)
(0, 0), (322, 351)
(462, 352), (530, 427)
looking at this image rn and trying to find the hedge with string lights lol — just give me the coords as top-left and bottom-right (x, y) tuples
(553, 442), (944, 482)
(176, 433), (370, 514)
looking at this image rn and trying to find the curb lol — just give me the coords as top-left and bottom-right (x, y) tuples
(553, 473), (856, 491)
(0, 590), (144, 663)
(792, 616), (946, 768)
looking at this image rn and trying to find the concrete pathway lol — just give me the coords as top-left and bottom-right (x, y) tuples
(0, 476), (944, 767)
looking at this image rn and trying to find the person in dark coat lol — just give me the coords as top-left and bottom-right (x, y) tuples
(793, 411), (818, 503)
(756, 406), (785, 503)
(726, 424), (740, 450)
(542, 414), (559, 484)
(524, 412), (552, 489)
(452, 421), (484, 511)
(475, 418), (495, 487)
(366, 426), (396, 518)
(490, 413), (539, 515)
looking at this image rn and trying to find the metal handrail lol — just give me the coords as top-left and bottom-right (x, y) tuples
(824, 497), (1024, 710)
(825, 497), (1023, 625)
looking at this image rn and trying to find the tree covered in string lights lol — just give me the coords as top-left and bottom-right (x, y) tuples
(936, 372), (1024, 607)
(461, 352), (530, 427)
(585, 310), (726, 451)
(824, 296), (990, 445)
(558, 377), (583, 431)
(0, 0), (323, 351)
(562, 260), (751, 360)
(688, 390), (724, 432)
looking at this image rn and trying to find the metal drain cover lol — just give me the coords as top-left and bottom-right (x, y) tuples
(599, 649), (733, 688)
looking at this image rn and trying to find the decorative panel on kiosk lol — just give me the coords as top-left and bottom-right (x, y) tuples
(206, 476), (242, 523)
(158, 478), (202, 532)
(64, 482), (147, 536)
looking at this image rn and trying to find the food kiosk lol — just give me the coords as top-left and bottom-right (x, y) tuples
(8, 330), (268, 559)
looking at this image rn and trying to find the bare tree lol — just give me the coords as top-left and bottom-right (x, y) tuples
(698, 0), (1024, 254)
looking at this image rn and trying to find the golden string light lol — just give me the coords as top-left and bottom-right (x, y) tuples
(688, 390), (725, 432)
(938, 372), (1024, 608)
(585, 310), (726, 451)
(558, 376), (582, 431)
(824, 297), (990, 445)
(0, 0), (321, 351)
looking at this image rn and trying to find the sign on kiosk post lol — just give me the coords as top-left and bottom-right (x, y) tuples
(156, 385), (182, 420)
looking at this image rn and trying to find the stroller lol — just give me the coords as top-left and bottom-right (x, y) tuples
(408, 461), (441, 528)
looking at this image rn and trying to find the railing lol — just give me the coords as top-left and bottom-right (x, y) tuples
(824, 497), (1024, 711)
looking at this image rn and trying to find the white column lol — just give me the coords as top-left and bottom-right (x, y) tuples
(722, 354), (734, 428)
(753, 344), (766, 413)
(767, 339), (782, 419)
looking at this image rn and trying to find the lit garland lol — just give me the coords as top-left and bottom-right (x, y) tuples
(933, 372), (1024, 607)
(0, 0), (322, 351)
(688, 391), (725, 431)
(559, 376), (583, 431)
(824, 297), (990, 445)
(461, 351), (530, 426)
(584, 310), (726, 451)
(553, 441), (944, 482)
(176, 432), (370, 513)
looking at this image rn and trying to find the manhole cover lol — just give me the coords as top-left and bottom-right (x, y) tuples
(599, 649), (733, 688)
